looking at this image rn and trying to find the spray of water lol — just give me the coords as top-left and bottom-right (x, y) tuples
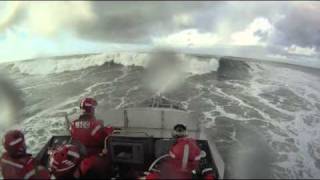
(144, 48), (187, 95)
(0, 75), (24, 131)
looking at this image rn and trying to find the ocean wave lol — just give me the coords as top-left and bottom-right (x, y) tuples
(8, 52), (219, 76)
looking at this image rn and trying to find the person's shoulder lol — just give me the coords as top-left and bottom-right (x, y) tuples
(185, 136), (197, 141)
(70, 119), (78, 127)
(177, 137), (197, 143)
(70, 113), (84, 122)
(178, 136), (194, 141)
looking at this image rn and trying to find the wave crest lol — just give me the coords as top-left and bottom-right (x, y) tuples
(8, 52), (219, 75)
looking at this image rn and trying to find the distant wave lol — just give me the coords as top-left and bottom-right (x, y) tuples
(7, 52), (220, 76)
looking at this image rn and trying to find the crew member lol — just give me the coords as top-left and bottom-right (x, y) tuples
(70, 97), (114, 178)
(48, 144), (82, 179)
(0, 130), (51, 179)
(144, 124), (216, 180)
(70, 98), (114, 155)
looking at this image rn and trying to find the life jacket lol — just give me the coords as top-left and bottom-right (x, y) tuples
(70, 113), (115, 178)
(169, 137), (202, 165)
(146, 137), (204, 180)
(70, 114), (106, 153)
(49, 144), (82, 179)
(71, 115), (105, 147)
(0, 152), (50, 179)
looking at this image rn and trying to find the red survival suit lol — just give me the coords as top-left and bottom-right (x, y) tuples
(70, 98), (114, 178)
(0, 130), (50, 179)
(48, 144), (82, 179)
(145, 137), (216, 180)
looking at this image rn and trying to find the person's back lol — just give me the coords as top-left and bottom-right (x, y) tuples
(158, 137), (202, 179)
(70, 98), (114, 178)
(70, 98), (113, 155)
(0, 130), (50, 179)
(144, 124), (216, 180)
(71, 114), (106, 150)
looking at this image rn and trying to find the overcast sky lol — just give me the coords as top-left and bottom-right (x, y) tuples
(0, 1), (319, 64)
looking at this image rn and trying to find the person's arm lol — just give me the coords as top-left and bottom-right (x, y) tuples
(0, 158), (2, 175)
(90, 121), (105, 140)
(64, 113), (71, 134)
(103, 125), (114, 136)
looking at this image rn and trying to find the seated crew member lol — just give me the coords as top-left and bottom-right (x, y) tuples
(70, 97), (114, 178)
(48, 144), (82, 179)
(0, 130), (51, 179)
(144, 124), (216, 180)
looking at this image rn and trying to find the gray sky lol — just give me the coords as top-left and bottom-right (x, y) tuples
(0, 1), (319, 64)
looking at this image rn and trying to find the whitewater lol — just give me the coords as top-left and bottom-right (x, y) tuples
(7, 52), (219, 75)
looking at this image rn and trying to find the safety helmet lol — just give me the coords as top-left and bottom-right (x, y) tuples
(172, 124), (187, 138)
(2, 130), (26, 157)
(79, 98), (97, 114)
(49, 144), (81, 177)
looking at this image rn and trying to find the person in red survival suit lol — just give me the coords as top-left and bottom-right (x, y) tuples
(70, 97), (114, 178)
(143, 124), (216, 180)
(0, 130), (51, 179)
(48, 144), (82, 179)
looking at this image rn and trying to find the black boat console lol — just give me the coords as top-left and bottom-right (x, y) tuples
(35, 134), (219, 179)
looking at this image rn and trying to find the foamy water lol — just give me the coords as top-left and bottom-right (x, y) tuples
(9, 52), (219, 76)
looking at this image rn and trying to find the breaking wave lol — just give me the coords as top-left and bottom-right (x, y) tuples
(8, 52), (219, 76)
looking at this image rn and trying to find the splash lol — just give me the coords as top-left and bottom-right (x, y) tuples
(144, 49), (186, 95)
(0, 75), (24, 131)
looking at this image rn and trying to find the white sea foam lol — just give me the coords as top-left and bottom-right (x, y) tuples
(199, 61), (320, 178)
(248, 63), (320, 178)
(9, 52), (219, 76)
